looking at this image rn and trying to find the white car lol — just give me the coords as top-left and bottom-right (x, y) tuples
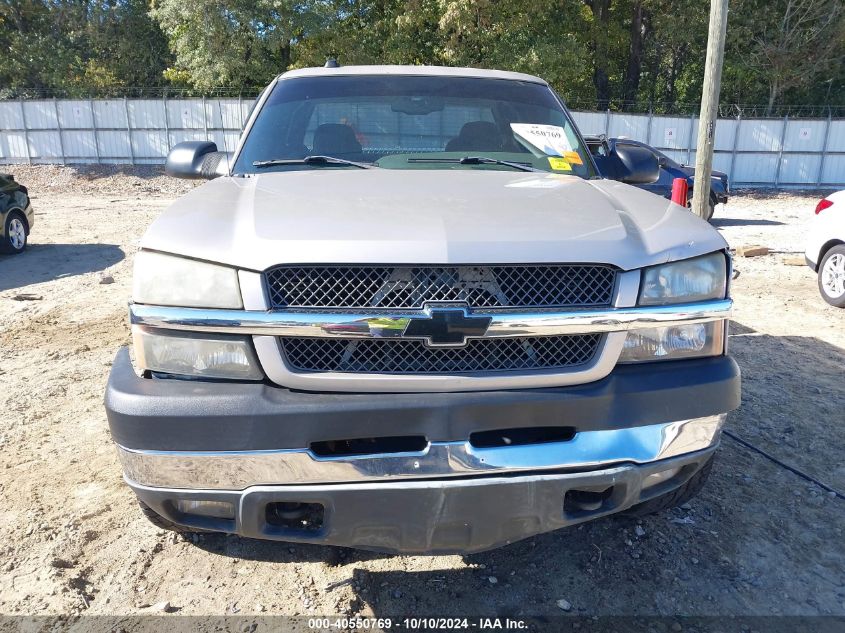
(806, 190), (845, 307)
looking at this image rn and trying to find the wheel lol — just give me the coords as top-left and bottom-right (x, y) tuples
(686, 196), (715, 221)
(1, 211), (27, 254)
(705, 195), (716, 222)
(818, 245), (845, 308)
(137, 499), (210, 534)
(623, 454), (715, 517)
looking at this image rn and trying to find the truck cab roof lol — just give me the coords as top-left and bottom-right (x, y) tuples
(277, 65), (549, 86)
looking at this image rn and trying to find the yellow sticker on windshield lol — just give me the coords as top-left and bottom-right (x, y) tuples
(564, 151), (583, 165)
(548, 157), (572, 171)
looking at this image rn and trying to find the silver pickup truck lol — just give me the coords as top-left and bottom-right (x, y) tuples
(105, 65), (740, 554)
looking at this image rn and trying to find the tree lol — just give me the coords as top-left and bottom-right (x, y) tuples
(621, 0), (647, 109)
(150, 0), (330, 89)
(583, 0), (613, 108)
(743, 0), (845, 114)
(0, 0), (171, 96)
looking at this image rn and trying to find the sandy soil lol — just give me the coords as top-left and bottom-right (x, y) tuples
(1, 167), (843, 621)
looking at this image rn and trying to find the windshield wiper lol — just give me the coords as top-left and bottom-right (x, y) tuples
(407, 156), (541, 172)
(253, 155), (373, 169)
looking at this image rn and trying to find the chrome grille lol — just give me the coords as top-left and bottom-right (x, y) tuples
(280, 335), (602, 374)
(265, 265), (616, 309)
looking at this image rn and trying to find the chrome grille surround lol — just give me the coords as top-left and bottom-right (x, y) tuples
(265, 264), (617, 309)
(280, 334), (603, 374)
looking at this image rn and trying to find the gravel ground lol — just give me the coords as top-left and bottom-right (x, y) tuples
(0, 167), (843, 623)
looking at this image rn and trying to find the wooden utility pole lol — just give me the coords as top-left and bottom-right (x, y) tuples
(692, 0), (730, 219)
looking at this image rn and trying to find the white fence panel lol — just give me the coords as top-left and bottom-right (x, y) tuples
(97, 130), (131, 161)
(733, 153), (780, 183)
(570, 111), (606, 136)
(62, 130), (98, 160)
(129, 100), (166, 129)
(168, 129), (209, 146)
(1, 98), (843, 186)
(27, 130), (62, 160)
(0, 101), (24, 129)
(737, 118), (785, 152)
(220, 99), (247, 129)
(0, 132), (28, 161)
(825, 120), (845, 152)
(132, 130), (168, 160)
(608, 113), (650, 141)
(22, 101), (58, 129)
(783, 119), (827, 152)
(648, 116), (693, 150)
(714, 118), (737, 151)
(822, 156), (845, 184)
(712, 152), (732, 174)
(780, 154), (822, 184)
(168, 100), (207, 129)
(93, 100), (129, 129)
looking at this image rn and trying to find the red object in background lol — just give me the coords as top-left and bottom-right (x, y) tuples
(815, 198), (833, 214)
(671, 178), (689, 206)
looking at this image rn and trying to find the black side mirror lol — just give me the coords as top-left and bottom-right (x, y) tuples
(165, 141), (230, 179)
(610, 143), (659, 184)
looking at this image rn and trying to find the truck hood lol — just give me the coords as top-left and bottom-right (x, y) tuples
(142, 169), (727, 271)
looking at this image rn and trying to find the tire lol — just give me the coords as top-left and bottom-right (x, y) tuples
(138, 499), (210, 534)
(623, 454), (715, 517)
(1, 211), (27, 254)
(704, 195), (716, 222)
(686, 196), (715, 222)
(817, 244), (845, 308)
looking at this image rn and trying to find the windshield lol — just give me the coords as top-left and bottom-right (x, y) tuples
(233, 75), (596, 178)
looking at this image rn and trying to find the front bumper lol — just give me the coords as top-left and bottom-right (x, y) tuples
(130, 448), (716, 554)
(105, 349), (739, 552)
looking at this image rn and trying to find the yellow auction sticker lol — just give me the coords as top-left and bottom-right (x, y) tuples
(564, 151), (583, 165)
(548, 157), (572, 171)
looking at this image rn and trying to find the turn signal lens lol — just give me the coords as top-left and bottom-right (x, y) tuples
(618, 321), (725, 363)
(133, 326), (262, 380)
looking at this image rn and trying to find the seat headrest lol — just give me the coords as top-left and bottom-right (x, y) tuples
(312, 123), (363, 158)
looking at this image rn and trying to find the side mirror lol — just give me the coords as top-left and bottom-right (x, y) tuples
(610, 143), (659, 184)
(657, 155), (668, 168)
(165, 141), (230, 179)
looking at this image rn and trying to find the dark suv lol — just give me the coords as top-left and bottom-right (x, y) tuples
(587, 137), (729, 221)
(1, 173), (34, 254)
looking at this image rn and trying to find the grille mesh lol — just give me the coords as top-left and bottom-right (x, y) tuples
(281, 335), (602, 374)
(266, 265), (616, 309)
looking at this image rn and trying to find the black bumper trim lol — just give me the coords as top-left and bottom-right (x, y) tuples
(105, 348), (740, 452)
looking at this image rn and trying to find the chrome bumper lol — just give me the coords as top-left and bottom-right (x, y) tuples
(128, 448), (718, 553)
(118, 414), (726, 490)
(129, 297), (733, 392)
(129, 299), (733, 339)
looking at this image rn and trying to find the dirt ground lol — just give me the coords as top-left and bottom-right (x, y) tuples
(1, 166), (844, 623)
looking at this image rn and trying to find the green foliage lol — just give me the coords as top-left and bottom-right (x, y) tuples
(0, 0), (171, 97)
(1, 0), (843, 109)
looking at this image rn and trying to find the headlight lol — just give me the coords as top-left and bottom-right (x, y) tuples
(639, 253), (727, 305)
(133, 327), (262, 380)
(618, 321), (725, 363)
(133, 251), (242, 309)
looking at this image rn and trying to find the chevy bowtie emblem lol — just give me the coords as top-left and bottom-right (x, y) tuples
(403, 307), (492, 347)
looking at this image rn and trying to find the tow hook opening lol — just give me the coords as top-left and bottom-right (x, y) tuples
(469, 426), (576, 449)
(310, 435), (428, 457)
(265, 502), (325, 532)
(564, 486), (616, 515)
